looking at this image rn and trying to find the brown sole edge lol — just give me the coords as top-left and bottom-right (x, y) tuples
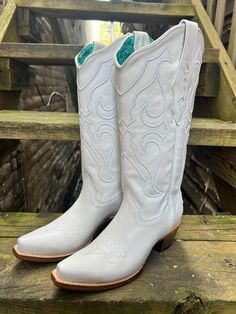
(12, 245), (74, 263)
(51, 221), (181, 291)
(12, 216), (114, 263)
(51, 267), (144, 292)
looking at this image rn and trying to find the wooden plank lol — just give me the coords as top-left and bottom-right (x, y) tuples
(47, 18), (78, 109)
(0, 0), (19, 43)
(206, 0), (217, 22)
(0, 0), (22, 114)
(0, 111), (236, 146)
(1, 212), (236, 240)
(196, 63), (220, 96)
(0, 43), (219, 96)
(0, 59), (31, 90)
(16, 0), (195, 24)
(16, 7), (40, 42)
(194, 147), (236, 189)
(1, 214), (236, 313)
(191, 0), (236, 121)
(214, 174), (236, 215)
(0, 110), (80, 141)
(214, 0), (227, 38)
(0, 139), (20, 160)
(228, 0), (236, 67)
(0, 43), (218, 65)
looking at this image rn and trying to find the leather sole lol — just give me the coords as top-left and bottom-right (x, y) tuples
(51, 221), (181, 291)
(12, 245), (74, 263)
(12, 216), (114, 263)
(51, 266), (144, 291)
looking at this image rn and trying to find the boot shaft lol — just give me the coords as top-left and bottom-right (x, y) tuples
(75, 35), (129, 205)
(115, 20), (204, 218)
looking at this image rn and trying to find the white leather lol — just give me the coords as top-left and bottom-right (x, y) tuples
(56, 21), (204, 283)
(17, 35), (130, 256)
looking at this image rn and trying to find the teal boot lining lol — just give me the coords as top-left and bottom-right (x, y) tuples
(116, 35), (135, 65)
(116, 35), (154, 65)
(76, 43), (94, 66)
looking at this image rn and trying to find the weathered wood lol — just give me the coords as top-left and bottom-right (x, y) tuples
(206, 0), (217, 22)
(0, 0), (19, 43)
(194, 147), (236, 189)
(0, 111), (236, 146)
(0, 139), (20, 160)
(214, 174), (236, 215)
(16, 0), (195, 24)
(228, 0), (236, 67)
(196, 63), (220, 97)
(1, 212), (236, 240)
(183, 155), (221, 215)
(0, 0), (22, 109)
(182, 171), (219, 214)
(186, 151), (220, 206)
(0, 213), (236, 313)
(0, 43), (220, 96)
(47, 18), (78, 109)
(214, 0), (227, 38)
(0, 59), (31, 90)
(0, 43), (218, 65)
(191, 0), (236, 121)
(16, 7), (40, 42)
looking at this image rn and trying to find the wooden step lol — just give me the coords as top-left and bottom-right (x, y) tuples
(0, 44), (219, 95)
(0, 43), (219, 65)
(16, 0), (195, 24)
(1, 212), (236, 313)
(0, 110), (235, 147)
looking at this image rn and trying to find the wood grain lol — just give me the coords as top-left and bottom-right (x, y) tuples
(214, 0), (227, 38)
(16, 0), (194, 24)
(0, 213), (236, 313)
(194, 147), (236, 189)
(0, 0), (18, 43)
(191, 0), (236, 121)
(0, 111), (235, 146)
(0, 58), (30, 90)
(228, 0), (236, 67)
(0, 44), (218, 65)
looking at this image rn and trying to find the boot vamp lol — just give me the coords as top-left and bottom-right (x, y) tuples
(56, 196), (179, 283)
(17, 194), (120, 256)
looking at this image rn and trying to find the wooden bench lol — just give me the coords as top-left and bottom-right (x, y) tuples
(1, 213), (236, 313)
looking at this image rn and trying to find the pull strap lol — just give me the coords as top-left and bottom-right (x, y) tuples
(179, 19), (199, 64)
(133, 31), (150, 50)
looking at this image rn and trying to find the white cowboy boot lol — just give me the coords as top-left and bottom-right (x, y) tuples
(13, 35), (130, 262)
(52, 20), (204, 290)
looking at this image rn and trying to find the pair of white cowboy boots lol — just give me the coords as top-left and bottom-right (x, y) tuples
(13, 20), (204, 291)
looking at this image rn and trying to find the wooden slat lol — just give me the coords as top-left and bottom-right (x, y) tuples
(206, 0), (217, 22)
(0, 0), (18, 43)
(194, 147), (236, 189)
(214, 174), (236, 215)
(0, 110), (236, 146)
(16, 7), (40, 42)
(1, 212), (236, 240)
(1, 213), (236, 313)
(228, 0), (236, 67)
(214, 0), (227, 38)
(0, 43), (218, 65)
(0, 58), (30, 90)
(191, 0), (236, 121)
(0, 44), (219, 96)
(16, 0), (195, 24)
(47, 18), (78, 109)
(196, 63), (220, 96)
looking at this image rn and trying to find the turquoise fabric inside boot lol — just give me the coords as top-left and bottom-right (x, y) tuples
(116, 35), (135, 65)
(117, 35), (154, 65)
(76, 43), (94, 66)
